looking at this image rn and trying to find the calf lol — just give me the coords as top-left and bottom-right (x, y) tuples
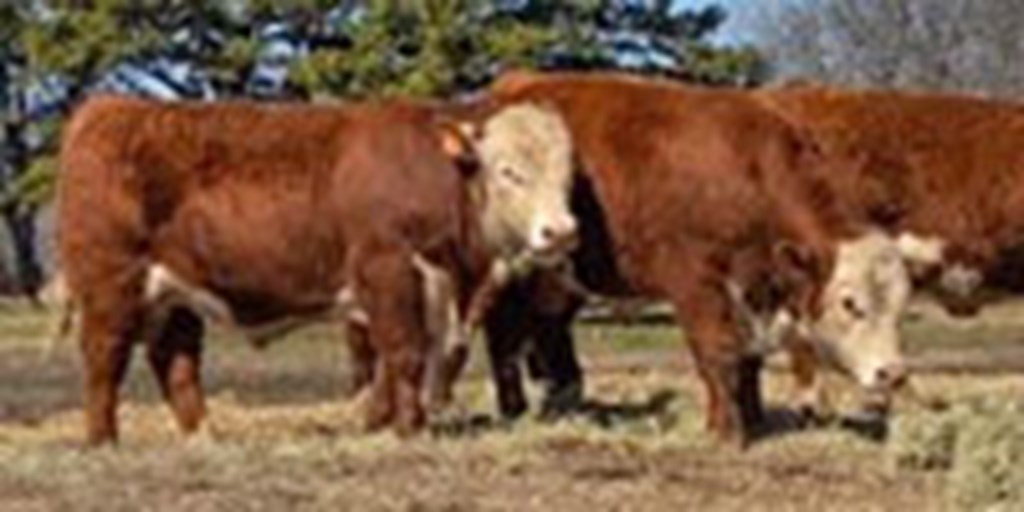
(56, 95), (576, 444)
(465, 72), (913, 445)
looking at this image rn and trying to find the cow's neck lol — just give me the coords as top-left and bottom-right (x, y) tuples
(451, 176), (501, 310)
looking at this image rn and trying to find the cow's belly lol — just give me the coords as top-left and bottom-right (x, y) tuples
(143, 263), (363, 346)
(158, 185), (351, 307)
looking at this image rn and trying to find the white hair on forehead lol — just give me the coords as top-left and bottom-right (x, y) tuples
(481, 103), (572, 169)
(837, 231), (900, 270)
(830, 230), (908, 306)
(484, 103), (568, 141)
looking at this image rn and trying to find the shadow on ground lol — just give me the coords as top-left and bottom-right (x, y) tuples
(430, 389), (681, 438)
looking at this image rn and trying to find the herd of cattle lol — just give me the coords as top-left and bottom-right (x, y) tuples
(49, 70), (1024, 448)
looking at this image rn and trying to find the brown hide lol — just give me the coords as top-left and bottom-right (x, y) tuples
(750, 85), (1024, 413)
(483, 72), (858, 445)
(757, 85), (1024, 300)
(57, 96), (496, 444)
(491, 72), (854, 296)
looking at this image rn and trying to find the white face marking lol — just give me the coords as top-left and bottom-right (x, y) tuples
(475, 103), (577, 264)
(807, 232), (910, 391)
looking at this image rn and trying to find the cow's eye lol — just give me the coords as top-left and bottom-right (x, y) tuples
(842, 296), (867, 319)
(500, 166), (527, 186)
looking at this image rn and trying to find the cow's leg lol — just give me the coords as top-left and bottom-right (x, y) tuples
(521, 271), (586, 417)
(78, 291), (140, 445)
(360, 249), (429, 435)
(435, 340), (469, 409)
(484, 287), (533, 419)
(430, 259), (516, 412)
(525, 345), (546, 380)
(669, 278), (750, 447)
(418, 259), (462, 412)
(344, 320), (375, 397)
(786, 335), (830, 423)
(534, 313), (585, 418)
(737, 354), (766, 428)
(146, 306), (206, 434)
(486, 329), (529, 420)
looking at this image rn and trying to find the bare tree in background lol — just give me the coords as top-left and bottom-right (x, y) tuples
(752, 0), (1024, 97)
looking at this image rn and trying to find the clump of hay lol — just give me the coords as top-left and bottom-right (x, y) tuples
(890, 406), (961, 471)
(947, 399), (1024, 511)
(890, 396), (1024, 511)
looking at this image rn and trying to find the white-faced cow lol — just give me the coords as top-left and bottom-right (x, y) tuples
(353, 71), (915, 446)
(56, 95), (576, 445)
(748, 83), (1024, 415)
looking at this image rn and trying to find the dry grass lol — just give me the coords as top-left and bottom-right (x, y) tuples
(891, 394), (1024, 512)
(0, 301), (1022, 511)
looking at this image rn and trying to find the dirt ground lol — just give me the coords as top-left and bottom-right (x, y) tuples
(0, 300), (1022, 511)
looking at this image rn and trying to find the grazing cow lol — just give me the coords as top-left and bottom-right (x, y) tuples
(56, 95), (577, 445)
(522, 83), (1024, 422)
(748, 84), (1024, 413)
(755, 84), (1024, 310)
(451, 71), (912, 445)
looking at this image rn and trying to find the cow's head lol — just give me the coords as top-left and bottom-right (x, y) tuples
(780, 231), (911, 395)
(440, 103), (577, 266)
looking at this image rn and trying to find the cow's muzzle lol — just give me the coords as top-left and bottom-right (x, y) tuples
(529, 219), (579, 265)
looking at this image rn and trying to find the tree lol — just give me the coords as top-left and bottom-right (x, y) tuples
(1, 1), (242, 297)
(4, 1), (315, 297)
(753, 0), (1024, 97)
(2, 1), (46, 298)
(291, 0), (765, 100)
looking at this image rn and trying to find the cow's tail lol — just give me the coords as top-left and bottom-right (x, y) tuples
(39, 273), (77, 360)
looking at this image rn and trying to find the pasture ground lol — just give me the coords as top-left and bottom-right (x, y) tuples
(0, 300), (1022, 511)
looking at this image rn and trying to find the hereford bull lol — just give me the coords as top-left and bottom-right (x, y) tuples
(430, 71), (913, 445)
(56, 95), (577, 445)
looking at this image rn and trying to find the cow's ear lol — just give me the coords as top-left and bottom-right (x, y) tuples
(772, 241), (825, 317)
(774, 241), (820, 283)
(438, 121), (481, 178)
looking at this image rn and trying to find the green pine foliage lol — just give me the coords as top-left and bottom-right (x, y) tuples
(3, 0), (762, 206)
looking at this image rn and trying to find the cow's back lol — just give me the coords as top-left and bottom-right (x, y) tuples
(57, 97), (465, 325)
(491, 72), (842, 295)
(757, 86), (1024, 258)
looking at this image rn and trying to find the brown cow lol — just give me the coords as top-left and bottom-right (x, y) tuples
(56, 95), (577, 445)
(749, 84), (1024, 413)
(756, 84), (1024, 307)
(456, 71), (913, 445)
(521, 83), (1024, 422)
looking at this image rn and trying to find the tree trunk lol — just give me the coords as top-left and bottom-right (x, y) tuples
(2, 204), (42, 303)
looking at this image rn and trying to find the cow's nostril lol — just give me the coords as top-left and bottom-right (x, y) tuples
(876, 364), (908, 389)
(540, 224), (578, 250)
